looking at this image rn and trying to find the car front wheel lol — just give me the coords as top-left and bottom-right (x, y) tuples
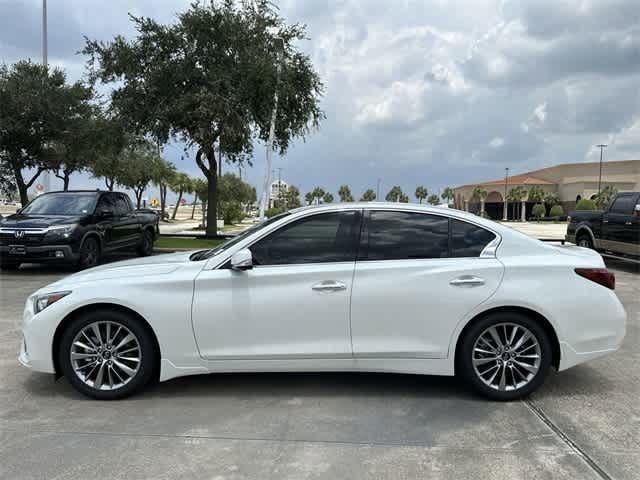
(458, 312), (552, 401)
(78, 237), (100, 269)
(58, 309), (157, 399)
(137, 230), (154, 257)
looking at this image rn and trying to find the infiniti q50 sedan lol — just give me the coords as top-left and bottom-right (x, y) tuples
(18, 203), (626, 400)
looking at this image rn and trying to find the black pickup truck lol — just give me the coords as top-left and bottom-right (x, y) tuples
(566, 192), (640, 258)
(0, 190), (159, 270)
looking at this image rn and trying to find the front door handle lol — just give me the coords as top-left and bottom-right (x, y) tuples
(450, 276), (485, 287)
(625, 221), (632, 225)
(312, 281), (347, 292)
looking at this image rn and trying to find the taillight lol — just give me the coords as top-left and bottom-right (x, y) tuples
(574, 268), (615, 290)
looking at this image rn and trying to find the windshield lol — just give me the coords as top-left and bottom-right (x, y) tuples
(20, 193), (97, 216)
(192, 212), (292, 260)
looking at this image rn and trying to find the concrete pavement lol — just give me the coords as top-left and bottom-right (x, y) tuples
(0, 259), (638, 479)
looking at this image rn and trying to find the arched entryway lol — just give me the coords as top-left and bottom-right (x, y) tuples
(484, 191), (504, 219)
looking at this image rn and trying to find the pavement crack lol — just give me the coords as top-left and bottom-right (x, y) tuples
(523, 399), (613, 480)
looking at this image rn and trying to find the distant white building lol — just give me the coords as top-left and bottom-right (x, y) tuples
(269, 180), (288, 208)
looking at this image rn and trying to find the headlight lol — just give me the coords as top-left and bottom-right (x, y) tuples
(33, 291), (71, 314)
(44, 224), (78, 240)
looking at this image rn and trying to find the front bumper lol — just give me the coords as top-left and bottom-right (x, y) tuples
(0, 244), (78, 264)
(565, 234), (576, 244)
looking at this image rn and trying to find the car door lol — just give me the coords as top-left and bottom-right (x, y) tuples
(191, 210), (362, 359)
(350, 210), (504, 359)
(114, 194), (140, 245)
(602, 194), (637, 255)
(95, 194), (119, 249)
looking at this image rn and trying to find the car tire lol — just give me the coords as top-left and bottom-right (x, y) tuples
(458, 311), (552, 401)
(78, 237), (100, 270)
(58, 309), (157, 400)
(576, 233), (593, 249)
(0, 261), (21, 271)
(136, 230), (154, 257)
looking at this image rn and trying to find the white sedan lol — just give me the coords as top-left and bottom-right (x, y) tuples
(19, 203), (626, 400)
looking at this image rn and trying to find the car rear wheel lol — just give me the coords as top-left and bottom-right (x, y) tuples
(458, 312), (552, 401)
(58, 309), (157, 400)
(0, 261), (21, 271)
(136, 229), (154, 257)
(78, 237), (100, 270)
(576, 233), (593, 249)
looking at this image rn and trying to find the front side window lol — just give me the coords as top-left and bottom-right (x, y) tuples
(610, 195), (635, 215)
(363, 211), (449, 260)
(114, 195), (130, 216)
(20, 193), (97, 216)
(451, 219), (496, 257)
(96, 194), (116, 215)
(250, 211), (361, 265)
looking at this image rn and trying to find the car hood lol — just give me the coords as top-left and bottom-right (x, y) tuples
(0, 214), (86, 229)
(46, 251), (201, 288)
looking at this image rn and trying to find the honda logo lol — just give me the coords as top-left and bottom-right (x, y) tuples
(14, 230), (25, 239)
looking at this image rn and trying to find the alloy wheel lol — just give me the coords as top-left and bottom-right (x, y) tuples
(70, 321), (141, 391)
(471, 322), (542, 392)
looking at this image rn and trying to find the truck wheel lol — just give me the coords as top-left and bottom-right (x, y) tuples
(576, 233), (593, 249)
(78, 237), (100, 270)
(137, 230), (154, 257)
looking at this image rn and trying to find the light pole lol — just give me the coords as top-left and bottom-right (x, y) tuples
(42, 0), (51, 193)
(376, 178), (381, 200)
(258, 37), (285, 221)
(596, 144), (607, 197)
(503, 167), (509, 221)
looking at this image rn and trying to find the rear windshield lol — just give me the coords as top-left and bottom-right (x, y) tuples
(20, 193), (97, 216)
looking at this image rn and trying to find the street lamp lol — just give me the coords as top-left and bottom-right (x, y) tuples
(596, 144), (607, 197)
(503, 167), (509, 221)
(42, 0), (51, 193)
(258, 37), (285, 221)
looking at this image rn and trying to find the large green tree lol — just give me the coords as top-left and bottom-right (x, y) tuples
(152, 157), (177, 220)
(386, 186), (408, 203)
(0, 61), (93, 204)
(338, 185), (354, 202)
(117, 141), (160, 208)
(360, 189), (376, 201)
(84, 1), (323, 236)
(414, 186), (428, 204)
(87, 113), (132, 191)
(170, 172), (193, 220)
(441, 187), (455, 205)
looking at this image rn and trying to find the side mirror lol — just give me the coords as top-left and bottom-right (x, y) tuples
(230, 248), (253, 271)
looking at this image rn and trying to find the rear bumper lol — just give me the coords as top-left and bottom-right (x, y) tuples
(0, 244), (79, 264)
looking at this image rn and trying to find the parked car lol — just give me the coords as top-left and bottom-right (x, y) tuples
(19, 203), (625, 400)
(566, 192), (640, 258)
(0, 190), (159, 270)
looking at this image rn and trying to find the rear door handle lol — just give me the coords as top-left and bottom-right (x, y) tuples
(312, 281), (347, 292)
(450, 276), (485, 287)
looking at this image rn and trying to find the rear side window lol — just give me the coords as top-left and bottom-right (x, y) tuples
(609, 195), (635, 215)
(250, 211), (361, 265)
(114, 195), (130, 215)
(451, 219), (496, 257)
(363, 211), (449, 260)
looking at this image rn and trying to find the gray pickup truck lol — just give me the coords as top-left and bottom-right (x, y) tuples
(566, 192), (640, 258)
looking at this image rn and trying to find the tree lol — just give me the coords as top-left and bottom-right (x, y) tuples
(427, 194), (440, 205)
(87, 113), (132, 191)
(306, 187), (326, 205)
(170, 172), (193, 220)
(532, 203), (546, 220)
(360, 189), (376, 201)
(284, 185), (302, 209)
(192, 178), (209, 227)
(116, 141), (158, 208)
(549, 205), (564, 219)
(576, 198), (596, 210)
(338, 185), (354, 202)
(527, 186), (545, 204)
(544, 192), (560, 209)
(471, 186), (488, 214)
(322, 192), (334, 203)
(441, 187), (454, 205)
(414, 186), (428, 204)
(507, 186), (528, 220)
(385, 186), (405, 202)
(152, 157), (177, 220)
(84, 1), (323, 237)
(594, 185), (618, 209)
(0, 61), (93, 204)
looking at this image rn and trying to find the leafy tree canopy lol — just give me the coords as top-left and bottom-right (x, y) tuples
(360, 189), (376, 201)
(415, 186), (428, 203)
(338, 185), (354, 202)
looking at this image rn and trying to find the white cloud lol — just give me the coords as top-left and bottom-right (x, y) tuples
(489, 137), (505, 148)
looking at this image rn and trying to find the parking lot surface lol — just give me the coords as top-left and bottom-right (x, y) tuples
(0, 258), (638, 480)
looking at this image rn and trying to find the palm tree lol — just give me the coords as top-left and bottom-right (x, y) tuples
(385, 186), (405, 202)
(360, 189), (376, 201)
(322, 192), (334, 203)
(427, 194), (439, 205)
(414, 186), (428, 204)
(595, 185), (618, 209)
(338, 185), (354, 202)
(527, 186), (545, 204)
(304, 191), (314, 205)
(471, 186), (488, 215)
(544, 192), (560, 209)
(306, 187), (326, 205)
(170, 172), (193, 220)
(507, 186), (527, 221)
(441, 187), (455, 206)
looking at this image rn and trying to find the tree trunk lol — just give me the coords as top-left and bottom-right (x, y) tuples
(191, 193), (198, 219)
(12, 164), (42, 206)
(159, 183), (167, 220)
(105, 177), (115, 191)
(63, 173), (70, 191)
(135, 188), (143, 209)
(195, 147), (218, 238)
(172, 190), (183, 220)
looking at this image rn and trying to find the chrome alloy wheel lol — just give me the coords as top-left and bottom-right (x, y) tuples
(70, 321), (141, 391)
(472, 322), (542, 392)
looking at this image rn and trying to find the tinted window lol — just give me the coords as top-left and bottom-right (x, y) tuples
(451, 219), (496, 257)
(21, 193), (97, 216)
(96, 194), (116, 214)
(610, 195), (635, 215)
(114, 195), (131, 215)
(364, 211), (449, 260)
(250, 211), (360, 265)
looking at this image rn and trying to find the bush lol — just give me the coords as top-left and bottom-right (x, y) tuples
(576, 199), (596, 210)
(531, 203), (546, 220)
(549, 205), (564, 218)
(221, 201), (245, 224)
(265, 206), (285, 218)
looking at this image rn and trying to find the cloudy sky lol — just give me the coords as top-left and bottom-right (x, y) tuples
(1, 0), (639, 202)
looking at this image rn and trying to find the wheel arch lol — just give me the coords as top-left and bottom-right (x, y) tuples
(575, 225), (596, 245)
(52, 302), (161, 380)
(453, 305), (561, 372)
(79, 231), (103, 252)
